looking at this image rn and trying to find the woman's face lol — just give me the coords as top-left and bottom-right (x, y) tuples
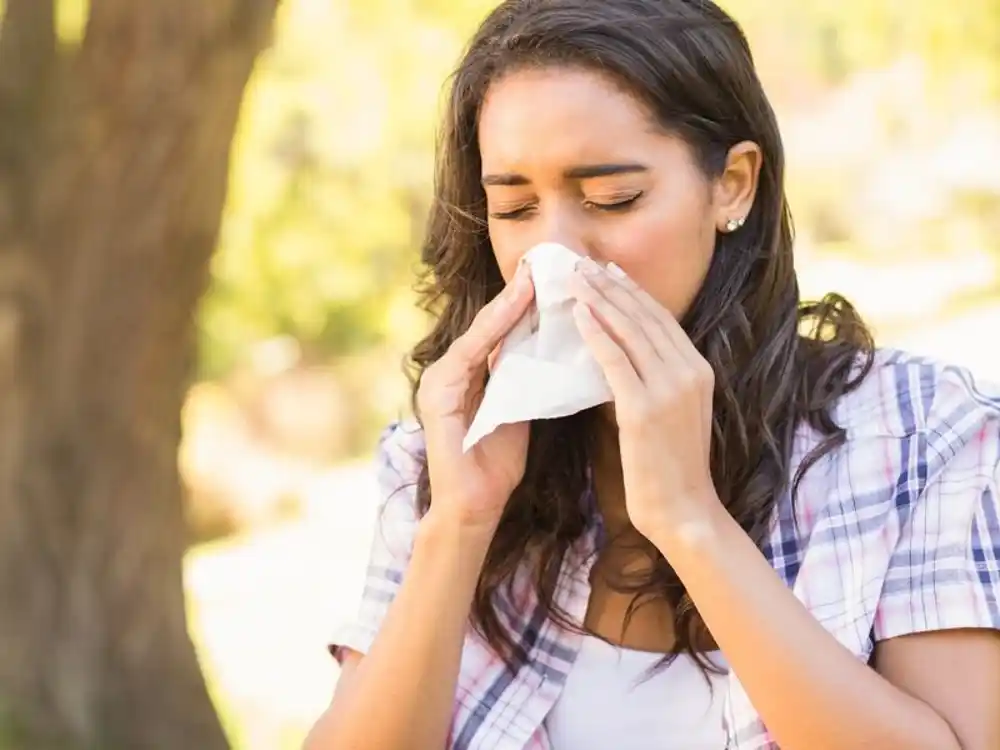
(478, 66), (760, 318)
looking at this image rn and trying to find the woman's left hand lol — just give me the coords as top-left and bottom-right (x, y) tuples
(570, 255), (721, 545)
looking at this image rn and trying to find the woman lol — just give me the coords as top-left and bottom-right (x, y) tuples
(305, 1), (1000, 748)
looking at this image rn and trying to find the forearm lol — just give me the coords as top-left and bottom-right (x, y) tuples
(308, 510), (493, 750)
(653, 505), (962, 750)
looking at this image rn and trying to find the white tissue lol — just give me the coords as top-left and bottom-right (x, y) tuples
(462, 242), (613, 452)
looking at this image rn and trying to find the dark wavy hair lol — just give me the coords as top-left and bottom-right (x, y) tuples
(406, 0), (874, 675)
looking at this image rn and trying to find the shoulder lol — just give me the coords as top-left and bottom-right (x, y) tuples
(831, 347), (1000, 457)
(835, 352), (1000, 638)
(327, 421), (427, 662)
(791, 347), (1000, 534)
(373, 418), (426, 497)
(369, 419), (427, 555)
(782, 349), (1000, 646)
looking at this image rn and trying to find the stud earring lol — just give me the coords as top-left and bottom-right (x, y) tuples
(725, 217), (746, 232)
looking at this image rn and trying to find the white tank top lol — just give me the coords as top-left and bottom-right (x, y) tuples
(545, 636), (729, 749)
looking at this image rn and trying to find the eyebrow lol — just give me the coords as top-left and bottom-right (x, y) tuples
(481, 162), (649, 186)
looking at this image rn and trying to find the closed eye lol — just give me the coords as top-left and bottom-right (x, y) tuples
(584, 192), (643, 212)
(489, 192), (644, 221)
(488, 205), (534, 220)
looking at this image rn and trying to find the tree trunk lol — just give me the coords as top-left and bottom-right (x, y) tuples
(0, 1), (279, 747)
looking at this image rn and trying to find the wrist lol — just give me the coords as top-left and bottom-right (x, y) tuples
(647, 489), (731, 556)
(423, 488), (509, 536)
(418, 507), (498, 565)
(405, 510), (494, 618)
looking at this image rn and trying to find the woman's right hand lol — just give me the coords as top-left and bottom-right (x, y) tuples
(417, 261), (535, 531)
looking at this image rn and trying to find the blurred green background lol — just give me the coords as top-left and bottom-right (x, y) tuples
(1, 0), (999, 748)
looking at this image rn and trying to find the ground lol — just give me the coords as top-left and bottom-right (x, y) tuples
(186, 462), (378, 749)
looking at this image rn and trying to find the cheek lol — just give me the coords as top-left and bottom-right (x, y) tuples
(605, 201), (716, 316)
(489, 240), (521, 284)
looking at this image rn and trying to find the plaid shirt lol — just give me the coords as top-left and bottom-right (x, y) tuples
(331, 349), (1000, 749)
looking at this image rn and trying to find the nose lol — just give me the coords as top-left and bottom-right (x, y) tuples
(533, 208), (592, 263)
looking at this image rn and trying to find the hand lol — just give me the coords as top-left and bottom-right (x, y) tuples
(417, 262), (535, 532)
(570, 256), (720, 543)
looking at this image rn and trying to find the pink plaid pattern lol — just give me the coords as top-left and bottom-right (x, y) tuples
(331, 349), (1000, 749)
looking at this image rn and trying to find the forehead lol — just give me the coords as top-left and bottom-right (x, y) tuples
(478, 67), (661, 171)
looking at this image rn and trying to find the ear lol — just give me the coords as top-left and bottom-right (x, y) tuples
(713, 141), (762, 233)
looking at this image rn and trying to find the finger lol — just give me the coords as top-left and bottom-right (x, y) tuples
(575, 260), (674, 363)
(573, 300), (643, 397)
(605, 262), (715, 424)
(570, 273), (663, 381)
(447, 264), (534, 373)
(605, 261), (705, 370)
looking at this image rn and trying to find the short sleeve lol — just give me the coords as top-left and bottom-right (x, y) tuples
(873, 372), (1000, 641)
(329, 420), (425, 663)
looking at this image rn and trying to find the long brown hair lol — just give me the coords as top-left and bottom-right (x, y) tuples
(407, 0), (874, 674)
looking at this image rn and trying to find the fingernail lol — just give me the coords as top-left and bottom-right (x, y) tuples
(578, 256), (600, 276)
(606, 262), (627, 280)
